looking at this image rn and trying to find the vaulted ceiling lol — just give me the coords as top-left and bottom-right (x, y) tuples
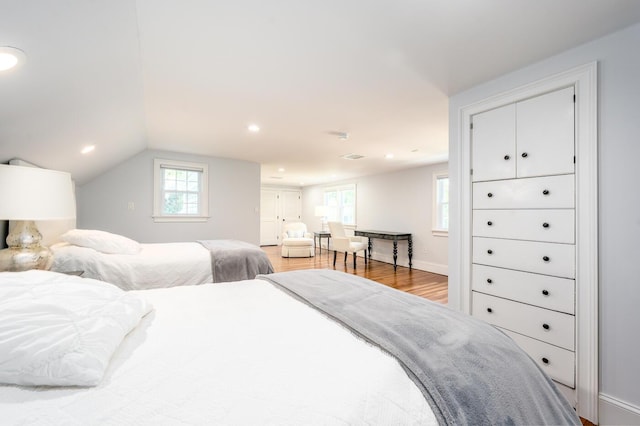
(2, 1), (640, 186)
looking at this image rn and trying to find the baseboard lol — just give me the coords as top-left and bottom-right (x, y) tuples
(368, 253), (448, 276)
(599, 393), (640, 425)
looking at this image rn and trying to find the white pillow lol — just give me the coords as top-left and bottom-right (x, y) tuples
(287, 230), (304, 238)
(0, 270), (153, 387)
(61, 229), (141, 255)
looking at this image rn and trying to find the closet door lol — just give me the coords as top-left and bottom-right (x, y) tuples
(516, 87), (575, 178)
(260, 189), (279, 245)
(471, 103), (516, 182)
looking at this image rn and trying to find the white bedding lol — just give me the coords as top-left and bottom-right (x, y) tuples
(50, 242), (213, 290)
(0, 278), (436, 425)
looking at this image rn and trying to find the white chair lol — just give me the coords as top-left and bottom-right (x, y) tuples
(328, 221), (367, 268)
(281, 222), (315, 258)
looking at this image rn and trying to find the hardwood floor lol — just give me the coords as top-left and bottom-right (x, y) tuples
(262, 245), (448, 304)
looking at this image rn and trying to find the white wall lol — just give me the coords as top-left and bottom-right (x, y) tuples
(77, 149), (261, 245)
(449, 23), (640, 423)
(302, 163), (448, 275)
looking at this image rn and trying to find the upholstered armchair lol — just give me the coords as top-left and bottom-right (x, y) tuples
(281, 222), (315, 258)
(328, 221), (367, 268)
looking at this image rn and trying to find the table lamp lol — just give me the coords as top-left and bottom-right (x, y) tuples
(0, 164), (76, 271)
(315, 205), (329, 231)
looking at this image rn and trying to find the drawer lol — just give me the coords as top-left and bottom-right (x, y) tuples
(473, 175), (574, 209)
(472, 264), (575, 314)
(473, 209), (574, 244)
(501, 329), (575, 388)
(473, 237), (575, 278)
(472, 292), (575, 350)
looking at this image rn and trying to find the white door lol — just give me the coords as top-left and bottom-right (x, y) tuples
(516, 87), (575, 178)
(281, 190), (301, 225)
(260, 189), (279, 245)
(471, 104), (516, 182)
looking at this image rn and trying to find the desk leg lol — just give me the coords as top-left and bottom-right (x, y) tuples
(408, 237), (413, 270)
(392, 241), (398, 271)
(367, 238), (372, 260)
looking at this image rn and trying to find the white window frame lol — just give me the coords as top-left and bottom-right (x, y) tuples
(153, 158), (209, 223)
(432, 171), (449, 236)
(323, 183), (357, 227)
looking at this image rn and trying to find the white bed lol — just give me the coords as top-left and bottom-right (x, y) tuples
(0, 269), (579, 425)
(48, 229), (273, 290)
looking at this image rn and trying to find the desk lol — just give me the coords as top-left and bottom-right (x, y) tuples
(354, 230), (412, 271)
(313, 231), (331, 254)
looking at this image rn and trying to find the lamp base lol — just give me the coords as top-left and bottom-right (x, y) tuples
(0, 220), (53, 272)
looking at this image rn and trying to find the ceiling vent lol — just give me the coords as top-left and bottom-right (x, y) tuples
(341, 153), (365, 160)
(269, 176), (284, 179)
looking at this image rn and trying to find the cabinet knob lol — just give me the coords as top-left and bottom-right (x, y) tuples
(487, 308), (493, 313)
(542, 323), (550, 330)
(504, 155), (510, 160)
(542, 289), (549, 296)
(542, 357), (550, 365)
(521, 152), (528, 158)
(542, 189), (550, 195)
(487, 278), (492, 284)
(487, 221), (493, 226)
(543, 256), (550, 262)
(487, 249), (493, 255)
(487, 192), (493, 198)
(542, 222), (550, 228)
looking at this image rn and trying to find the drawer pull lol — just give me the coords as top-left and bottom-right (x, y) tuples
(542, 289), (549, 296)
(542, 357), (550, 365)
(542, 323), (550, 330)
(521, 152), (528, 158)
(542, 222), (550, 228)
(487, 249), (493, 255)
(543, 256), (550, 262)
(487, 308), (493, 313)
(487, 221), (493, 226)
(504, 155), (510, 160)
(487, 192), (493, 198)
(486, 278), (492, 284)
(542, 189), (550, 195)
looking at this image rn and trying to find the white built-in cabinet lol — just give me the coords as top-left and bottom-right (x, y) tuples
(259, 188), (302, 246)
(470, 87), (579, 390)
(455, 63), (598, 423)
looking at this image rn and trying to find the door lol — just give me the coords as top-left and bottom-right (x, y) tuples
(260, 189), (279, 245)
(280, 190), (301, 225)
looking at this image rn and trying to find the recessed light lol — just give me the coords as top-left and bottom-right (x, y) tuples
(248, 124), (260, 133)
(81, 145), (95, 154)
(0, 46), (26, 72)
(385, 153), (394, 159)
(277, 167), (285, 172)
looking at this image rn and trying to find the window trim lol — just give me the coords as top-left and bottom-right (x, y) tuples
(323, 183), (357, 227)
(153, 158), (209, 223)
(432, 171), (449, 236)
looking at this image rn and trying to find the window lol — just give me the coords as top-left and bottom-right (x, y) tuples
(323, 184), (356, 226)
(433, 172), (449, 236)
(153, 159), (209, 222)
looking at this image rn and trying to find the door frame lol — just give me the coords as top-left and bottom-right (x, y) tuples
(451, 62), (598, 422)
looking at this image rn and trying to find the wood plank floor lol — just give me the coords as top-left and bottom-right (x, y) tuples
(262, 245), (448, 304)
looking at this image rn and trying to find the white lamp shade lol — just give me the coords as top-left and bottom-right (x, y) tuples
(315, 205), (329, 217)
(0, 164), (76, 220)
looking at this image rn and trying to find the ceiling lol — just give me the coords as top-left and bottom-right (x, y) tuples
(1, 1), (640, 186)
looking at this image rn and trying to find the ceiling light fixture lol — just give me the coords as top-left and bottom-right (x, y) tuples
(385, 153), (394, 159)
(277, 167), (285, 172)
(248, 124), (260, 133)
(0, 46), (26, 72)
(81, 145), (95, 155)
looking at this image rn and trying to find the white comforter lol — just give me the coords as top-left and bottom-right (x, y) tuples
(51, 242), (213, 290)
(1, 279), (436, 425)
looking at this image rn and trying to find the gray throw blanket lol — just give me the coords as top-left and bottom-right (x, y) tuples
(258, 269), (580, 426)
(197, 240), (274, 283)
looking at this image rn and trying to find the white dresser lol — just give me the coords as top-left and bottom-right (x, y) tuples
(470, 87), (577, 390)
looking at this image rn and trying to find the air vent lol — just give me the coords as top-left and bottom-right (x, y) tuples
(269, 176), (284, 179)
(341, 153), (365, 160)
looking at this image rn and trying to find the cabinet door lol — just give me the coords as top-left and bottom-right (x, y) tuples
(516, 87), (575, 178)
(471, 104), (516, 182)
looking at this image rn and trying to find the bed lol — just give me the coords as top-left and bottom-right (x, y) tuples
(0, 268), (579, 425)
(48, 229), (274, 290)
